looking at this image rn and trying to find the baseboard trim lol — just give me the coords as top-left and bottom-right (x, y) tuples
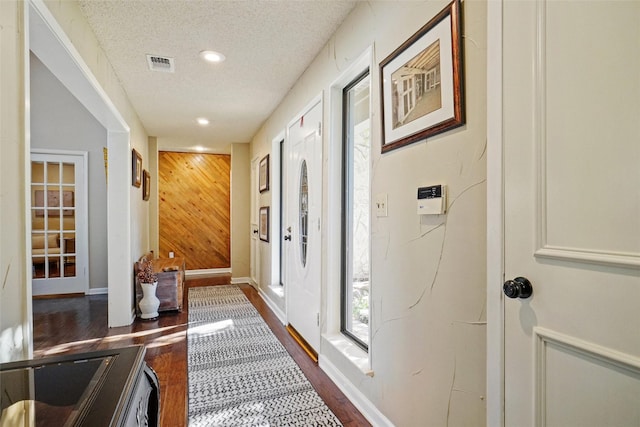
(257, 288), (286, 325)
(186, 268), (231, 278)
(87, 287), (108, 295)
(231, 276), (251, 285)
(318, 355), (394, 427)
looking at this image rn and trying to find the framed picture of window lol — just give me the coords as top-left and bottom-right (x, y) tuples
(259, 154), (269, 193)
(132, 149), (142, 187)
(379, 0), (464, 153)
(259, 206), (269, 242)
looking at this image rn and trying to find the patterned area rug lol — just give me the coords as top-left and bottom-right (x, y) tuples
(187, 285), (342, 426)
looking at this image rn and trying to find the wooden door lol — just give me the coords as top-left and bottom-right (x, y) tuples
(501, 1), (640, 425)
(285, 97), (323, 353)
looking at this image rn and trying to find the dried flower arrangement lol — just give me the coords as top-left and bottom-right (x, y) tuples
(137, 260), (158, 284)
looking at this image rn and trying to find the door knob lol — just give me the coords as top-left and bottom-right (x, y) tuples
(503, 277), (533, 299)
(253, 229), (258, 234)
(284, 235), (292, 241)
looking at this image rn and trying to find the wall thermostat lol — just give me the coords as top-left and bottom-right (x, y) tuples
(417, 185), (447, 215)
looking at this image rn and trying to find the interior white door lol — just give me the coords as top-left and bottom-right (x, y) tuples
(250, 157), (260, 286)
(285, 97), (323, 352)
(502, 2), (640, 426)
(31, 152), (88, 295)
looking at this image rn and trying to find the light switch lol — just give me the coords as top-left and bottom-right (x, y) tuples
(376, 193), (388, 217)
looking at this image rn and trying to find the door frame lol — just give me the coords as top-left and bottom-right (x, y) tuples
(27, 0), (132, 333)
(30, 149), (89, 295)
(270, 131), (285, 291)
(250, 155), (260, 286)
(486, 1), (505, 426)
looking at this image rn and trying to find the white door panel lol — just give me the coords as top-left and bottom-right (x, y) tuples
(285, 97), (323, 352)
(31, 152), (88, 295)
(502, 1), (640, 425)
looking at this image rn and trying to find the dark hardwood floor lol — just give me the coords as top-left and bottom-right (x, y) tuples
(32, 275), (370, 426)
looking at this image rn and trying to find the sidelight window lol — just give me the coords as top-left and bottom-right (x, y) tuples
(341, 70), (371, 350)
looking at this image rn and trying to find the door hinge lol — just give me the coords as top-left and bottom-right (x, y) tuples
(318, 122), (322, 137)
(317, 312), (320, 326)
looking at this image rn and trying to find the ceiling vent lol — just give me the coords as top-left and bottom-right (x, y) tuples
(146, 55), (175, 73)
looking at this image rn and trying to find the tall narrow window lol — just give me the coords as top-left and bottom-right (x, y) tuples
(341, 70), (371, 350)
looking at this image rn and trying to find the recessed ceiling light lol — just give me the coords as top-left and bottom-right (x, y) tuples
(196, 118), (210, 126)
(200, 50), (225, 63)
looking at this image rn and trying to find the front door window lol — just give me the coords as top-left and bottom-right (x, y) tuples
(299, 160), (308, 267)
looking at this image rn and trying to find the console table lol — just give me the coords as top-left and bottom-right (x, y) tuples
(0, 345), (160, 426)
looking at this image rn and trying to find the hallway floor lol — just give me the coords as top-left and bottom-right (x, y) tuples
(32, 276), (370, 426)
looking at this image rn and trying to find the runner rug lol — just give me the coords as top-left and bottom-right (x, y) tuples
(187, 285), (342, 426)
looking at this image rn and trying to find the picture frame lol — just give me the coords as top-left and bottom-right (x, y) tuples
(142, 170), (150, 201)
(259, 154), (269, 193)
(379, 0), (464, 153)
(132, 149), (142, 187)
(259, 206), (269, 242)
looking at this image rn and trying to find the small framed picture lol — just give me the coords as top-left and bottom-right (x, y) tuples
(380, 0), (464, 153)
(259, 154), (269, 193)
(259, 206), (269, 242)
(132, 149), (142, 187)
(142, 170), (150, 201)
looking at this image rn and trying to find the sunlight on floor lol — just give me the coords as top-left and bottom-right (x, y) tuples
(188, 319), (234, 337)
(35, 324), (188, 357)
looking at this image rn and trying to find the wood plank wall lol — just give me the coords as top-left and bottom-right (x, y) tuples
(158, 152), (231, 270)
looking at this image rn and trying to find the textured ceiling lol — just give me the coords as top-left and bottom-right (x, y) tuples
(77, 0), (357, 153)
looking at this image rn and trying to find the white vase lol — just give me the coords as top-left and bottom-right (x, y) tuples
(139, 281), (160, 319)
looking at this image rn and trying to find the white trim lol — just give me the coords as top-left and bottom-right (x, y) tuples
(535, 247), (640, 268)
(319, 355), (393, 427)
(23, 0), (35, 358)
(87, 287), (108, 295)
(270, 130), (285, 288)
(186, 268), (231, 278)
(250, 155), (260, 286)
(534, 326), (640, 427)
(486, 1), (505, 426)
(30, 151), (89, 295)
(531, 1), (639, 270)
(28, 0), (128, 130)
(258, 287), (287, 325)
(322, 333), (373, 376)
(28, 0), (132, 328)
(230, 276), (251, 285)
(326, 45), (373, 368)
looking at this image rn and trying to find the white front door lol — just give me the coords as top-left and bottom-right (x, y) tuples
(31, 152), (88, 295)
(285, 97), (323, 352)
(500, 2), (640, 425)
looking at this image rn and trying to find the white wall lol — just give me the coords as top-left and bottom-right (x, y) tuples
(251, 1), (487, 425)
(30, 53), (109, 291)
(1, 0), (152, 359)
(40, 0), (150, 325)
(41, 0), (150, 268)
(0, 0), (30, 362)
(231, 143), (251, 279)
